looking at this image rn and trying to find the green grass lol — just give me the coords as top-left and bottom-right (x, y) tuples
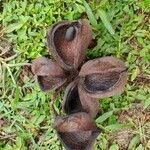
(0, 0), (150, 149)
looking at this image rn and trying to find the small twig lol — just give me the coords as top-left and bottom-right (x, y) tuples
(0, 45), (11, 56)
(0, 133), (16, 142)
(7, 63), (31, 67)
(5, 53), (18, 61)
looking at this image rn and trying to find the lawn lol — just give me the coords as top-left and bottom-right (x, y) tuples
(0, 0), (150, 150)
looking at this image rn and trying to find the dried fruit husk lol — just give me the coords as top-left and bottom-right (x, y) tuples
(31, 57), (67, 91)
(78, 83), (99, 118)
(47, 19), (92, 71)
(57, 131), (99, 150)
(53, 112), (100, 150)
(79, 57), (128, 98)
(63, 80), (99, 118)
(63, 80), (83, 114)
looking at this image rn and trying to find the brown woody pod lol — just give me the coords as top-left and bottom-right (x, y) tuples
(63, 80), (99, 118)
(79, 57), (128, 98)
(47, 19), (92, 71)
(53, 112), (100, 150)
(78, 83), (99, 118)
(31, 57), (67, 91)
(63, 80), (83, 115)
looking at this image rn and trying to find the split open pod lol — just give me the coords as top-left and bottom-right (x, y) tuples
(79, 56), (128, 98)
(32, 18), (128, 150)
(62, 56), (127, 118)
(53, 112), (100, 150)
(32, 19), (93, 92)
(47, 19), (92, 71)
(31, 57), (67, 91)
(63, 80), (99, 118)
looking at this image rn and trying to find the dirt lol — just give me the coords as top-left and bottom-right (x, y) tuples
(19, 65), (33, 83)
(134, 75), (150, 86)
(18, 65), (33, 94)
(109, 103), (150, 149)
(0, 119), (5, 127)
(118, 103), (150, 125)
(0, 38), (14, 58)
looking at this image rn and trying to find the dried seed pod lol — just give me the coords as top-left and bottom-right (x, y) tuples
(78, 83), (99, 118)
(53, 112), (100, 150)
(63, 81), (99, 118)
(63, 80), (83, 114)
(79, 56), (128, 98)
(32, 57), (67, 91)
(47, 19), (92, 71)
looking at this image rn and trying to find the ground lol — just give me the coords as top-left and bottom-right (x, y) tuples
(0, 0), (150, 150)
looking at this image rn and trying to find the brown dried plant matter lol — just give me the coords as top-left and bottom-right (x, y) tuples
(63, 80), (99, 118)
(53, 112), (100, 150)
(32, 57), (67, 91)
(109, 103), (150, 150)
(79, 56), (128, 98)
(32, 19), (128, 150)
(47, 19), (92, 71)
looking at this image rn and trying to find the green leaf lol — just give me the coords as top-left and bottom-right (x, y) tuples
(4, 23), (23, 33)
(144, 97), (150, 109)
(54, 98), (60, 114)
(128, 135), (140, 150)
(82, 0), (97, 27)
(15, 137), (22, 149)
(105, 123), (131, 131)
(35, 115), (45, 125)
(23, 94), (32, 101)
(11, 86), (20, 110)
(130, 66), (140, 81)
(99, 136), (107, 150)
(4, 143), (13, 150)
(135, 144), (144, 150)
(97, 9), (115, 35)
(109, 144), (119, 150)
(96, 111), (113, 123)
(98, 0), (108, 7)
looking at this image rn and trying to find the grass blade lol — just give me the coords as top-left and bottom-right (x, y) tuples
(96, 111), (113, 123)
(82, 0), (98, 27)
(12, 86), (20, 110)
(98, 9), (115, 35)
(135, 144), (144, 150)
(109, 144), (119, 150)
(105, 123), (132, 131)
(128, 135), (140, 150)
(144, 97), (150, 109)
(4, 23), (23, 34)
